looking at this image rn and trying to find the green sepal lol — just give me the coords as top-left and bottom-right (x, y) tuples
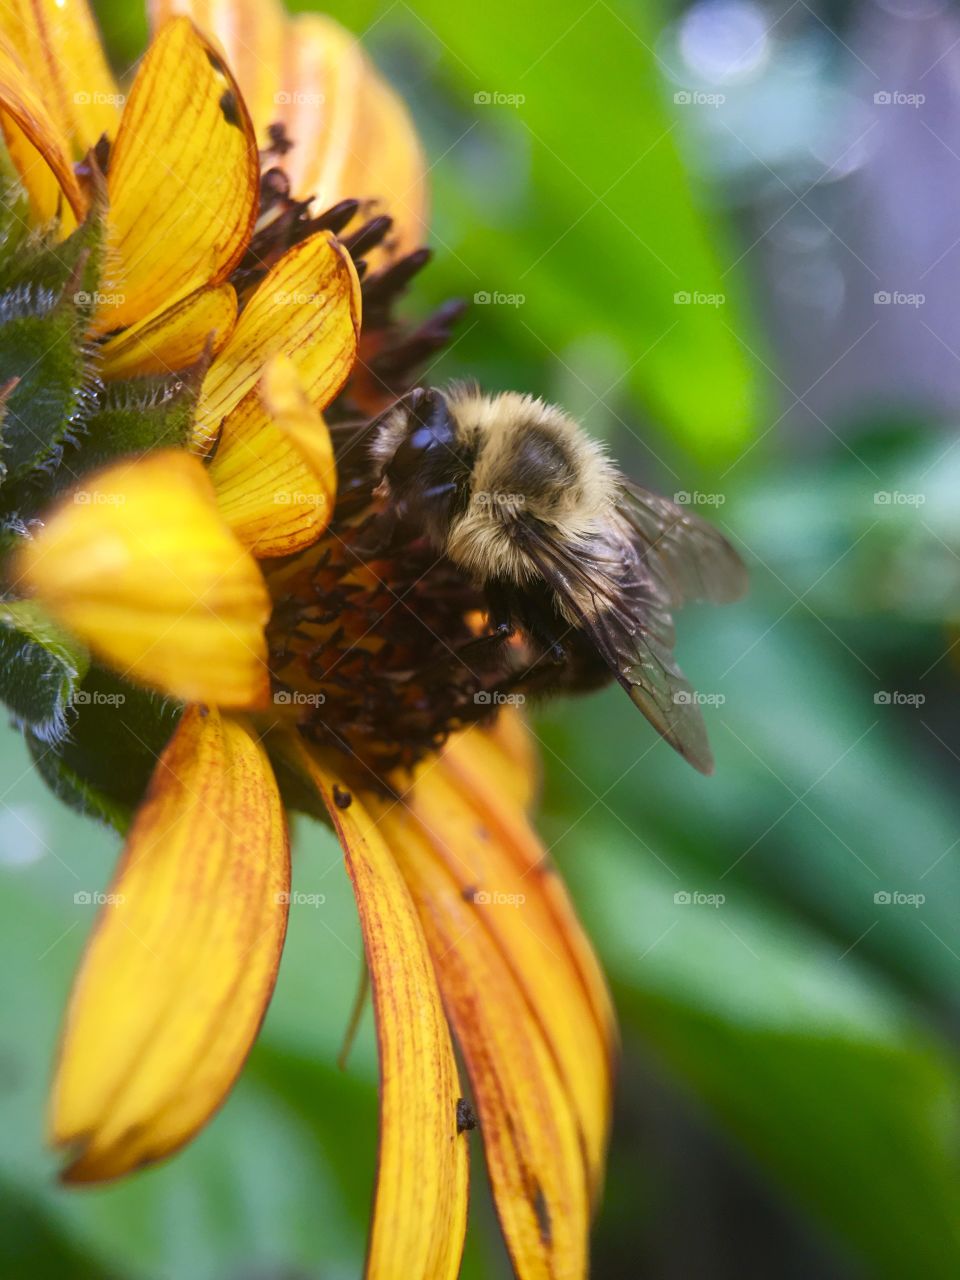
(80, 357), (208, 470)
(0, 181), (105, 313)
(0, 287), (94, 484)
(27, 665), (183, 834)
(0, 156), (31, 267)
(0, 198), (106, 487)
(0, 599), (90, 744)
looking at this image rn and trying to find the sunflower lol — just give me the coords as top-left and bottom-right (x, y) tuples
(0, 2), (620, 1277)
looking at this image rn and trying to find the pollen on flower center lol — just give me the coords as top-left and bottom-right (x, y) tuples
(264, 482), (517, 788)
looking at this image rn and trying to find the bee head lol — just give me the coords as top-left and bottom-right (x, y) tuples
(371, 387), (473, 546)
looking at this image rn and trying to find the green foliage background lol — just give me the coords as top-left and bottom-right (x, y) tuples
(2, 1), (959, 1277)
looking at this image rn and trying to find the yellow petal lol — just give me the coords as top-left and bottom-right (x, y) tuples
(149, 0), (285, 144)
(99, 283), (238, 380)
(287, 738), (468, 1280)
(261, 352), (339, 481)
(90, 16), (259, 336)
(281, 15), (427, 263)
(15, 451), (271, 708)
(148, 5), (427, 261)
(375, 776), (591, 1280)
(401, 751), (614, 1203)
(0, 30), (84, 222)
(0, 0), (120, 155)
(208, 359), (336, 558)
(51, 706), (289, 1181)
(192, 230), (361, 451)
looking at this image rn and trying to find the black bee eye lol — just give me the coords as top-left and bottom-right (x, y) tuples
(386, 389), (458, 483)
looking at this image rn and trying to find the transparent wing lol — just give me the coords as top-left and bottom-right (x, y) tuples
(616, 480), (748, 608)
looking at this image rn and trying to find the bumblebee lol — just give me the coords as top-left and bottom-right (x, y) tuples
(367, 384), (747, 773)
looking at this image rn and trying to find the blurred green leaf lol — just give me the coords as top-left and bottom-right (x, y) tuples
(329, 0), (762, 460)
(566, 834), (960, 1278)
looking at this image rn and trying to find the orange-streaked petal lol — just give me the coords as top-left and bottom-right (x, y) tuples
(99, 283), (238, 379)
(90, 16), (259, 336)
(0, 30), (83, 221)
(191, 230), (361, 451)
(399, 750), (614, 1202)
(15, 451), (271, 708)
(375, 780), (590, 1280)
(149, 0), (285, 143)
(208, 360), (336, 557)
(0, 0), (120, 155)
(281, 14), (427, 262)
(51, 706), (289, 1181)
(445, 728), (618, 1085)
(288, 739), (469, 1280)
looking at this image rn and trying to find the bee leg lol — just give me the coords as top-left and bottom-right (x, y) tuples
(447, 621), (514, 676)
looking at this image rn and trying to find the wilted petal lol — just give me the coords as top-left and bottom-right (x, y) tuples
(99, 283), (238, 380)
(52, 706), (289, 1181)
(90, 16), (259, 336)
(287, 739), (469, 1280)
(0, 30), (84, 221)
(209, 358), (336, 557)
(0, 0), (120, 156)
(15, 451), (271, 708)
(192, 230), (360, 450)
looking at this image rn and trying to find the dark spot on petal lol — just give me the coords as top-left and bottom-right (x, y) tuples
(219, 89), (242, 129)
(206, 49), (227, 75)
(461, 884), (479, 903)
(456, 1098), (477, 1133)
(532, 1180), (552, 1247)
(332, 784), (352, 810)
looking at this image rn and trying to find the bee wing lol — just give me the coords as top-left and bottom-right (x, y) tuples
(616, 480), (748, 608)
(516, 522), (716, 773)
